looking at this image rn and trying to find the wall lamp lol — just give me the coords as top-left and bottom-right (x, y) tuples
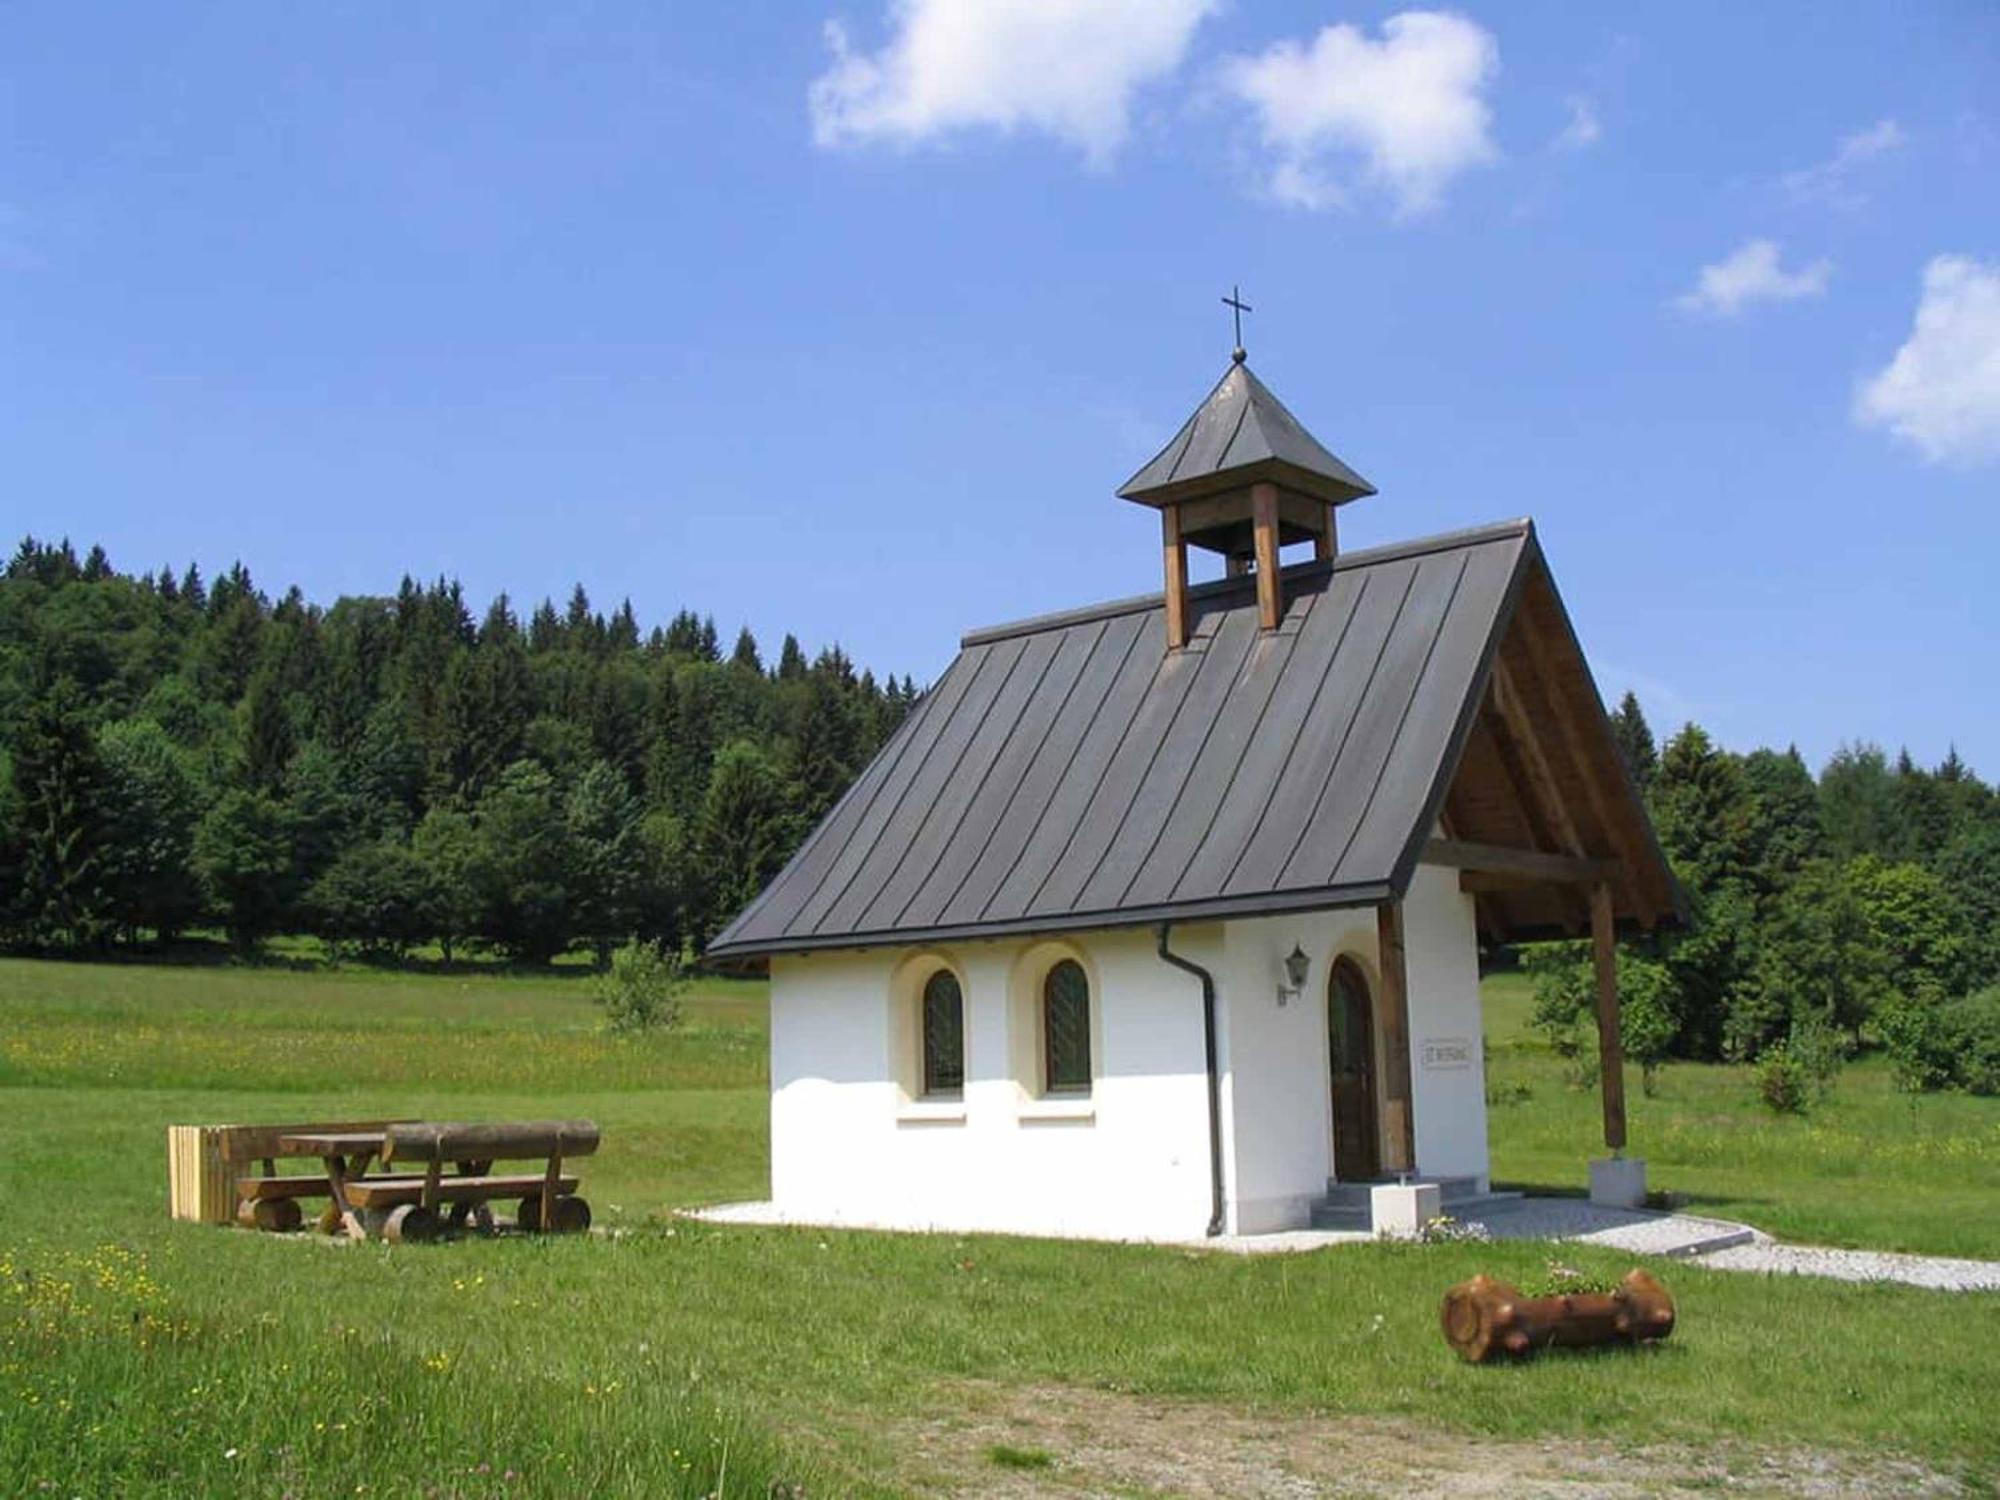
(1276, 943), (1311, 1006)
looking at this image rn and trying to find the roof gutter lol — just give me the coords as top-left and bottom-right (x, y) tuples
(1155, 922), (1226, 1239)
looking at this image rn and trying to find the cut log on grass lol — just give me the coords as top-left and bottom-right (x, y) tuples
(383, 1204), (440, 1244)
(1440, 1269), (1675, 1363)
(236, 1196), (304, 1233)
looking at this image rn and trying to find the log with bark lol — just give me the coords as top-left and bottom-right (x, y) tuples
(1440, 1269), (1675, 1362)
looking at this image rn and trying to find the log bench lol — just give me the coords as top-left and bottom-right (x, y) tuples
(210, 1120), (418, 1232)
(279, 1120), (600, 1242)
(233, 1172), (426, 1232)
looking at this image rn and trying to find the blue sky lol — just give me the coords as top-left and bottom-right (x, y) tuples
(4, 2), (1995, 771)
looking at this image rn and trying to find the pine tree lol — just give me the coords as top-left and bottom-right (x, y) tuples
(565, 760), (653, 964)
(777, 634), (807, 682)
(13, 679), (110, 945)
(692, 740), (794, 944)
(1739, 746), (1824, 905)
(607, 600), (640, 652)
(1609, 691), (1657, 790)
(1819, 742), (1896, 859)
(239, 668), (296, 791)
(786, 667), (860, 823)
(732, 627), (763, 673)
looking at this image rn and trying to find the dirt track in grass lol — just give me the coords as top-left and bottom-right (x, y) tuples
(887, 1381), (1969, 1498)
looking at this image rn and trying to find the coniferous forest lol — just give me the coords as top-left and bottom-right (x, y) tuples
(2, 535), (1995, 1093)
(0, 537), (915, 965)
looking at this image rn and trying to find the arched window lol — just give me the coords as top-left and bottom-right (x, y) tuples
(1041, 959), (1091, 1095)
(920, 968), (964, 1098)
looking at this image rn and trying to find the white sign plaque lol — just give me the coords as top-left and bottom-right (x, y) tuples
(1420, 1037), (1473, 1071)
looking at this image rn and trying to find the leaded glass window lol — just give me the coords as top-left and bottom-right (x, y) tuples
(1042, 959), (1091, 1094)
(920, 969), (964, 1098)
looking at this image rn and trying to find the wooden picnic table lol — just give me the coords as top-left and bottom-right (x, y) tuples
(277, 1122), (597, 1243)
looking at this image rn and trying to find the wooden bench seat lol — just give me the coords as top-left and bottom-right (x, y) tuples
(235, 1174), (424, 1201)
(344, 1173), (579, 1209)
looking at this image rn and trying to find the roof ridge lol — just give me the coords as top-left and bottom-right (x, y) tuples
(960, 517), (1535, 648)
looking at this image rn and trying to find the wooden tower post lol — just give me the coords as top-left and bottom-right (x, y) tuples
(1162, 506), (1189, 651)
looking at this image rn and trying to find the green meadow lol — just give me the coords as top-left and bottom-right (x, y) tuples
(1, 955), (1996, 1496)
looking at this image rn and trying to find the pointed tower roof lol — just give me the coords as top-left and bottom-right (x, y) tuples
(1118, 356), (1376, 509)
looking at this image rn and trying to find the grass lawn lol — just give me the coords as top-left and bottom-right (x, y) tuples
(2, 954), (1996, 1496)
(1480, 971), (2000, 1258)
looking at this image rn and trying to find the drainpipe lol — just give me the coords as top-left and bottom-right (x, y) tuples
(1156, 922), (1226, 1238)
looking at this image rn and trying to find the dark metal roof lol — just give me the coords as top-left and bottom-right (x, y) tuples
(707, 519), (1543, 960)
(1117, 360), (1376, 508)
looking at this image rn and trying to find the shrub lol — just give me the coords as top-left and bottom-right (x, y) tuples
(594, 939), (687, 1035)
(1754, 1021), (1842, 1115)
(1953, 988), (2000, 1095)
(1876, 989), (1954, 1093)
(1881, 986), (2000, 1095)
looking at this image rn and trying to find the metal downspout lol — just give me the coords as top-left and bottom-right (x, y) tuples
(1156, 922), (1226, 1238)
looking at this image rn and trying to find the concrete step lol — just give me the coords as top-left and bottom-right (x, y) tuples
(1309, 1177), (1523, 1232)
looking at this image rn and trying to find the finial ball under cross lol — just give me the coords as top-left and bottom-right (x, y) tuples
(1222, 284), (1252, 363)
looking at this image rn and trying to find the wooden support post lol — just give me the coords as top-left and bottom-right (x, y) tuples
(1376, 901), (1417, 1174)
(1590, 881), (1627, 1153)
(1251, 481), (1282, 630)
(1162, 506), (1189, 651)
(1314, 504), (1337, 562)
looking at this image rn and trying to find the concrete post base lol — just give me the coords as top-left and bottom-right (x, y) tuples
(1589, 1156), (1648, 1209)
(1371, 1181), (1442, 1239)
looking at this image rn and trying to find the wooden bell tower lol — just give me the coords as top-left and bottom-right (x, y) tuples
(1118, 350), (1375, 650)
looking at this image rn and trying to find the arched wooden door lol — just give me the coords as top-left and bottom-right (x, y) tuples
(1328, 957), (1381, 1182)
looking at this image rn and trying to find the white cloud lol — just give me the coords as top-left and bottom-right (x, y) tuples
(1855, 254), (2000, 466)
(1220, 11), (1499, 215)
(1781, 118), (1906, 207)
(1675, 239), (1831, 317)
(1553, 95), (1600, 152)
(808, 0), (1217, 165)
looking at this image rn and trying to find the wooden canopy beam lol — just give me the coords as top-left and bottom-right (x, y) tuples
(1481, 663), (1593, 931)
(1510, 595), (1656, 926)
(1425, 838), (1619, 886)
(1440, 798), (1506, 940)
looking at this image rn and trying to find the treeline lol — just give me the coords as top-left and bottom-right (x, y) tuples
(0, 537), (918, 963)
(1532, 695), (1999, 1095)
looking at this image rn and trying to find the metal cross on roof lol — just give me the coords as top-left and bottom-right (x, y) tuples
(1222, 285), (1252, 362)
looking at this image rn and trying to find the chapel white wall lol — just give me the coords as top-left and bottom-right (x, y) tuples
(1403, 861), (1491, 1187)
(767, 864), (1491, 1240)
(769, 926), (1217, 1241)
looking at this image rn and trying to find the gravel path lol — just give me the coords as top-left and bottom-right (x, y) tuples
(1464, 1197), (1757, 1256)
(1691, 1241), (2000, 1292)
